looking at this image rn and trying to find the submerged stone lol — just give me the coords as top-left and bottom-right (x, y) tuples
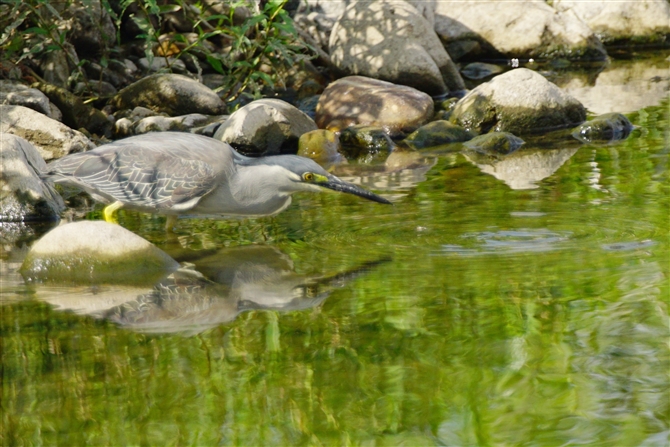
(339, 125), (393, 163)
(403, 120), (475, 149)
(21, 221), (180, 284)
(463, 132), (525, 156)
(572, 113), (634, 143)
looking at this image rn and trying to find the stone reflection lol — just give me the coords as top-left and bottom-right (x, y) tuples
(463, 146), (579, 190)
(35, 245), (387, 335)
(556, 57), (670, 114)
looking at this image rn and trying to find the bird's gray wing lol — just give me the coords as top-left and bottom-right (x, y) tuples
(47, 146), (220, 210)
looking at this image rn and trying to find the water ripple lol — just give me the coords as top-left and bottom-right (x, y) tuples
(442, 229), (572, 255)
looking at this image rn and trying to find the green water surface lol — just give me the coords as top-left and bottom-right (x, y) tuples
(1, 86), (668, 445)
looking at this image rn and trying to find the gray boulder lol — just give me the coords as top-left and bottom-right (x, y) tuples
(450, 68), (586, 134)
(21, 221), (180, 284)
(0, 134), (65, 222)
(554, 0), (670, 44)
(213, 98), (317, 155)
(133, 114), (215, 135)
(329, 0), (465, 96)
(0, 105), (95, 160)
(109, 73), (227, 116)
(315, 76), (434, 135)
(434, 0), (607, 60)
(0, 81), (55, 118)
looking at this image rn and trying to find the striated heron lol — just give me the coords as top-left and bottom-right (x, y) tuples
(43, 132), (391, 229)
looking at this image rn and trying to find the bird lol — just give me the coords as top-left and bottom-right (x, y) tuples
(42, 132), (391, 230)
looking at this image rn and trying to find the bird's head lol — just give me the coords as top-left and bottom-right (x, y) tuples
(250, 155), (391, 204)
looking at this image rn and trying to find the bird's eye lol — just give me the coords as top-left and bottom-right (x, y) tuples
(303, 173), (314, 182)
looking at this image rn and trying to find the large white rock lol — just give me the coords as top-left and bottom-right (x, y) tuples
(0, 134), (65, 222)
(329, 0), (464, 96)
(21, 221), (180, 284)
(213, 98), (317, 155)
(450, 68), (586, 134)
(0, 105), (95, 160)
(554, 0), (670, 44)
(434, 0), (607, 60)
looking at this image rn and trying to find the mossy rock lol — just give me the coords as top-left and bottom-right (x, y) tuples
(298, 129), (344, 165)
(339, 125), (393, 163)
(463, 132), (525, 156)
(572, 113), (633, 143)
(403, 120), (475, 149)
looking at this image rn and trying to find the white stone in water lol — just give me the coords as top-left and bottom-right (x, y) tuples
(21, 221), (180, 284)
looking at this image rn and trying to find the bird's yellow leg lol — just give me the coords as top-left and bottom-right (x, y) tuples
(103, 201), (124, 224)
(165, 215), (178, 233)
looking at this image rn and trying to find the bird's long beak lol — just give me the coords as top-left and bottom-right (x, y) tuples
(322, 175), (392, 204)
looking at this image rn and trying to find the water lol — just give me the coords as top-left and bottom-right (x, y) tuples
(1, 57), (669, 446)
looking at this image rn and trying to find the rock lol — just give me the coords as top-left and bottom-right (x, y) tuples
(109, 73), (227, 116)
(571, 113), (634, 143)
(339, 125), (393, 163)
(73, 80), (118, 97)
(315, 76), (434, 135)
(137, 56), (187, 74)
(554, 0), (670, 45)
(33, 82), (112, 137)
(329, 0), (465, 96)
(450, 68), (586, 134)
(434, 0), (607, 61)
(298, 129), (345, 165)
(464, 147), (579, 190)
(0, 81), (53, 117)
(213, 98), (317, 155)
(0, 105), (95, 160)
(0, 134), (65, 222)
(39, 42), (80, 88)
(85, 59), (138, 87)
(63, 0), (116, 57)
(463, 132), (525, 156)
(133, 114), (214, 135)
(403, 120), (475, 149)
(20, 221), (180, 284)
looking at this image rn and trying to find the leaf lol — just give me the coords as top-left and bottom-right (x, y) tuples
(206, 55), (224, 74)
